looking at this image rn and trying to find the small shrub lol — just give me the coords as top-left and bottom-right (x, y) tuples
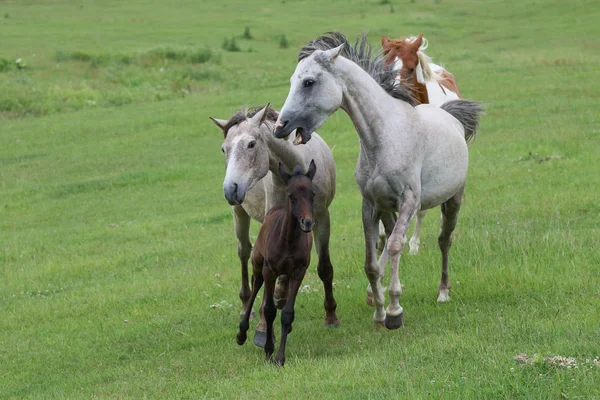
(0, 57), (11, 72)
(187, 48), (212, 64)
(390, 5), (395, 13)
(222, 37), (241, 52)
(279, 35), (289, 49)
(242, 27), (253, 40)
(4, 12), (9, 19)
(379, 0), (391, 4)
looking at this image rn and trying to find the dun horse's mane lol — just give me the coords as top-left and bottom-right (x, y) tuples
(299, 32), (417, 106)
(223, 105), (279, 135)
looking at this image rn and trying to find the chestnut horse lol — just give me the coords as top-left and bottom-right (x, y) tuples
(237, 161), (317, 366)
(380, 33), (463, 255)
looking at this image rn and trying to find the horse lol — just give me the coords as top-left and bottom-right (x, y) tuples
(380, 33), (463, 255)
(210, 105), (340, 346)
(382, 34), (461, 106)
(237, 161), (317, 366)
(273, 32), (483, 329)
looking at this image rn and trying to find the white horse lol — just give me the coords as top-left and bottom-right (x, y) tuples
(210, 105), (340, 346)
(273, 33), (482, 329)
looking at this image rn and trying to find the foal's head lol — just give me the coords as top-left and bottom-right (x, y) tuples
(381, 34), (424, 84)
(210, 105), (276, 205)
(278, 160), (317, 232)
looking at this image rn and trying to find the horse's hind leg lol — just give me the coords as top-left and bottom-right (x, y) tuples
(237, 258), (264, 345)
(233, 206), (254, 320)
(409, 210), (427, 255)
(385, 189), (419, 330)
(361, 199), (386, 328)
(313, 210), (340, 327)
(274, 266), (307, 366)
(437, 187), (464, 303)
(262, 264), (277, 361)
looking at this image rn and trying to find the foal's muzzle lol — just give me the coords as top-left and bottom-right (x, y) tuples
(299, 218), (315, 232)
(223, 182), (245, 205)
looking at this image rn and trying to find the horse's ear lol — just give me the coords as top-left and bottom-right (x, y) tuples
(250, 103), (271, 127)
(412, 34), (424, 50)
(209, 117), (228, 132)
(278, 162), (291, 184)
(305, 159), (317, 181)
(381, 35), (390, 48)
(323, 44), (344, 61)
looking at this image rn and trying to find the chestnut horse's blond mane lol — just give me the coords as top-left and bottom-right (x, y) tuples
(404, 36), (444, 84)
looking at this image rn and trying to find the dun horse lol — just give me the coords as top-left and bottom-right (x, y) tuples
(237, 161), (317, 366)
(210, 105), (339, 347)
(274, 32), (483, 329)
(380, 34), (463, 255)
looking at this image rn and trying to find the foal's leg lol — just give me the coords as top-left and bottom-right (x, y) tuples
(263, 264), (278, 361)
(409, 210), (427, 255)
(437, 188), (464, 303)
(361, 199), (386, 328)
(367, 212), (395, 307)
(274, 266), (307, 366)
(385, 189), (420, 329)
(233, 206), (254, 320)
(313, 211), (340, 327)
(254, 297), (276, 348)
(237, 259), (264, 345)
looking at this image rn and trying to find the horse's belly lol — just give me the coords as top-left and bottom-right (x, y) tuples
(420, 146), (468, 209)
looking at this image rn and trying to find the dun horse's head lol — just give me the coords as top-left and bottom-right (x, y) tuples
(210, 105), (274, 205)
(381, 34), (424, 84)
(273, 45), (345, 145)
(278, 160), (317, 232)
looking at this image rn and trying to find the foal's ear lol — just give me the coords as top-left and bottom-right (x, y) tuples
(250, 103), (271, 127)
(209, 117), (228, 132)
(305, 159), (317, 181)
(381, 35), (390, 48)
(412, 34), (424, 50)
(278, 162), (292, 184)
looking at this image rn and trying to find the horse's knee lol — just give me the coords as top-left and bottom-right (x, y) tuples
(386, 235), (406, 257)
(281, 311), (295, 331)
(438, 233), (452, 249)
(364, 263), (379, 282)
(264, 301), (277, 323)
(238, 242), (252, 260)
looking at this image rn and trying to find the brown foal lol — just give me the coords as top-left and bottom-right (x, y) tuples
(237, 160), (317, 366)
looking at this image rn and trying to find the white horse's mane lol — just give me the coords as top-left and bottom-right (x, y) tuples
(404, 36), (444, 84)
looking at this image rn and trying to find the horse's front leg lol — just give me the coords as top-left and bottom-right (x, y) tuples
(384, 188), (419, 330)
(313, 210), (340, 327)
(262, 264), (277, 361)
(233, 206), (254, 320)
(367, 212), (395, 307)
(237, 256), (264, 345)
(274, 265), (307, 366)
(362, 199), (385, 328)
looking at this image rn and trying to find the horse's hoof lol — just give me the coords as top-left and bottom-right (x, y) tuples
(437, 289), (450, 303)
(324, 319), (341, 328)
(384, 312), (404, 330)
(273, 357), (285, 367)
(254, 330), (276, 348)
(236, 332), (247, 345)
(366, 294), (374, 307)
(409, 247), (419, 256)
(374, 319), (385, 329)
(274, 297), (287, 310)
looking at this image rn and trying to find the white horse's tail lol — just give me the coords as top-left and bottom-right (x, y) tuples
(440, 100), (484, 144)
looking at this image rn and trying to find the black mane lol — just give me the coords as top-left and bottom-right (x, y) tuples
(298, 32), (417, 106)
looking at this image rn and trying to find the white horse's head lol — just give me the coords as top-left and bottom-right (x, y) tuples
(210, 105), (272, 205)
(273, 45), (345, 145)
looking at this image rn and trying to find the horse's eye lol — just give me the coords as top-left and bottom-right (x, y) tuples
(248, 140), (256, 149)
(408, 68), (415, 74)
(303, 79), (315, 88)
(221, 146), (225, 153)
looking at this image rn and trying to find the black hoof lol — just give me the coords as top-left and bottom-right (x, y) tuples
(384, 312), (404, 330)
(274, 297), (287, 310)
(236, 331), (247, 345)
(324, 319), (341, 328)
(273, 357), (285, 367)
(254, 330), (276, 348)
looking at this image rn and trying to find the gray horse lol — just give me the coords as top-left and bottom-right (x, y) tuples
(273, 33), (483, 329)
(210, 105), (340, 345)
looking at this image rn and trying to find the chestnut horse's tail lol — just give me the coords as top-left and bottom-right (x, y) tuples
(440, 100), (484, 144)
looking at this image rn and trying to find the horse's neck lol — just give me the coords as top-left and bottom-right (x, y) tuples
(279, 199), (302, 246)
(411, 80), (429, 104)
(338, 57), (411, 150)
(263, 127), (305, 175)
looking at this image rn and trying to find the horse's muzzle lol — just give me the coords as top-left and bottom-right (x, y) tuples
(223, 182), (245, 205)
(273, 119), (292, 138)
(299, 218), (315, 232)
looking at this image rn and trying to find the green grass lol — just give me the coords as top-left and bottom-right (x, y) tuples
(1, 0), (600, 398)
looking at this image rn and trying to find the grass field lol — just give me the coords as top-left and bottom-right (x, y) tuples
(1, 0), (600, 398)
